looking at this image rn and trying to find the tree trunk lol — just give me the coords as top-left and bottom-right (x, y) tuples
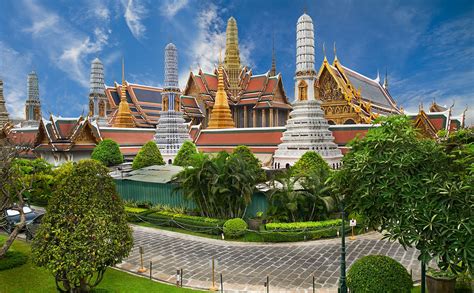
(0, 206), (26, 258)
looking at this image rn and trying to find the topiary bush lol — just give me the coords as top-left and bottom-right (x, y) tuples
(91, 139), (124, 166)
(0, 250), (28, 271)
(173, 141), (198, 167)
(132, 141), (165, 170)
(347, 255), (412, 292)
(223, 218), (248, 238)
(291, 151), (330, 177)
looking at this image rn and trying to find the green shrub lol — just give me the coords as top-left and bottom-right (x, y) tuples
(260, 226), (348, 242)
(0, 250), (28, 271)
(223, 218), (248, 238)
(91, 139), (123, 167)
(347, 255), (412, 292)
(265, 219), (341, 231)
(125, 207), (148, 214)
(146, 211), (225, 235)
(173, 141), (198, 167)
(132, 141), (164, 170)
(291, 151), (330, 177)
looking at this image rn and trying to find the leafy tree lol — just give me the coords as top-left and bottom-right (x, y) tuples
(291, 151), (330, 178)
(32, 160), (133, 292)
(232, 145), (266, 182)
(91, 139), (123, 167)
(132, 141), (164, 170)
(13, 158), (54, 205)
(174, 151), (260, 219)
(332, 115), (473, 275)
(173, 141), (198, 167)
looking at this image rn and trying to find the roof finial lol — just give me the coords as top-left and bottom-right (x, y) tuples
(323, 42), (327, 63)
(121, 57), (125, 83)
(333, 42), (338, 62)
(218, 49), (222, 66)
(383, 68), (388, 89)
(270, 31), (277, 76)
(375, 69), (380, 83)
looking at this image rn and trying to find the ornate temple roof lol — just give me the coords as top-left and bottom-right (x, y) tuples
(105, 82), (163, 128)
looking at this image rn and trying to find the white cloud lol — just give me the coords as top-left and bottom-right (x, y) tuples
(0, 42), (32, 119)
(123, 0), (148, 39)
(161, 0), (188, 19)
(21, 0), (112, 88)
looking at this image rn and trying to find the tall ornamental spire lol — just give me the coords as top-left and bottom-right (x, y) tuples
(269, 34), (277, 77)
(88, 58), (108, 125)
(154, 43), (190, 163)
(296, 13), (315, 73)
(0, 79), (10, 128)
(383, 68), (389, 89)
(112, 59), (135, 128)
(207, 59), (235, 129)
(224, 16), (241, 97)
(24, 71), (41, 125)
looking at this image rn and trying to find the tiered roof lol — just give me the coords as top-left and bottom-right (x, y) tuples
(181, 67), (291, 119)
(105, 82), (163, 128)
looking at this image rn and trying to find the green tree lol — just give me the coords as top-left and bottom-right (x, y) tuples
(13, 158), (54, 205)
(232, 145), (266, 182)
(332, 115), (473, 275)
(173, 141), (198, 167)
(132, 141), (164, 170)
(32, 160), (133, 292)
(91, 139), (123, 166)
(291, 151), (330, 178)
(174, 151), (260, 218)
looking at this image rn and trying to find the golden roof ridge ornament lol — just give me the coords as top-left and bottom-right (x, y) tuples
(333, 42), (338, 63)
(323, 42), (328, 63)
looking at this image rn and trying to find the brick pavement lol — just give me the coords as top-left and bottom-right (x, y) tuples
(116, 225), (422, 293)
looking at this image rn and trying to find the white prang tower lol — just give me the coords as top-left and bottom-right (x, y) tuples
(154, 43), (190, 164)
(273, 12), (342, 169)
(88, 58), (108, 126)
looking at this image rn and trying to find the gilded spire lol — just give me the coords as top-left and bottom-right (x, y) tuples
(333, 42), (338, 62)
(207, 63), (235, 129)
(224, 16), (241, 97)
(112, 58), (135, 128)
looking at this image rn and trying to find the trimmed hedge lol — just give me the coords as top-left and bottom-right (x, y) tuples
(125, 207), (149, 214)
(260, 226), (349, 242)
(347, 255), (412, 292)
(146, 211), (225, 235)
(223, 218), (248, 238)
(0, 250), (28, 271)
(265, 219), (342, 232)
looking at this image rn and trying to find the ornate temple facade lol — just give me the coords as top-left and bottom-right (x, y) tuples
(154, 43), (190, 163)
(273, 13), (342, 168)
(181, 16), (292, 129)
(23, 71), (42, 127)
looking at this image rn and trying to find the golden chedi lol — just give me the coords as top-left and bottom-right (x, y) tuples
(207, 65), (235, 129)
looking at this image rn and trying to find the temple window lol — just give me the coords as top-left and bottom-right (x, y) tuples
(344, 119), (356, 125)
(298, 80), (308, 101)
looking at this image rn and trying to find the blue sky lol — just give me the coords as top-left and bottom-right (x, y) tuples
(0, 0), (473, 124)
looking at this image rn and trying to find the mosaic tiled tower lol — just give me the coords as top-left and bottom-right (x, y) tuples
(24, 71), (41, 127)
(154, 43), (190, 163)
(224, 17), (241, 97)
(88, 58), (108, 126)
(0, 79), (10, 128)
(273, 13), (342, 169)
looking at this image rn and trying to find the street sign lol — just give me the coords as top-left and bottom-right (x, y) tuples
(350, 219), (357, 227)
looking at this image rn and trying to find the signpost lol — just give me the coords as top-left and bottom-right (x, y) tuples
(137, 246), (147, 273)
(209, 257), (218, 291)
(349, 219), (357, 240)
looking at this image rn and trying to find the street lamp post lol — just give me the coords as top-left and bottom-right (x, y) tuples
(339, 199), (347, 293)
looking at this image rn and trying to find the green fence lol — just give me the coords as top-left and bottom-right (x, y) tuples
(114, 179), (268, 218)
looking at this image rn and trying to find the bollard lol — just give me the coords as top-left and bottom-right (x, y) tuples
(149, 261), (152, 280)
(176, 269), (181, 287)
(263, 276), (269, 293)
(138, 246), (147, 273)
(180, 268), (183, 287)
(209, 257), (218, 291)
(220, 273), (223, 292)
(312, 275), (315, 293)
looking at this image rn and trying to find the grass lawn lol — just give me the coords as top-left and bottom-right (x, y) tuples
(0, 234), (199, 293)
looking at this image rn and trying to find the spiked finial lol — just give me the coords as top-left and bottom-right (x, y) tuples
(383, 68), (388, 89)
(375, 69), (380, 83)
(270, 32), (277, 76)
(323, 42), (327, 63)
(121, 57), (125, 83)
(333, 42), (338, 62)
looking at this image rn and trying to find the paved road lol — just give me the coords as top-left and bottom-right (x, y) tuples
(116, 225), (421, 293)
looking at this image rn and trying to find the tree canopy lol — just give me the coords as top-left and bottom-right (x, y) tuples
(173, 141), (198, 167)
(91, 139), (123, 167)
(132, 141), (164, 170)
(32, 160), (133, 292)
(232, 145), (266, 181)
(333, 115), (473, 273)
(12, 158), (54, 205)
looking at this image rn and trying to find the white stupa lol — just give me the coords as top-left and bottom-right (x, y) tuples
(154, 43), (190, 164)
(273, 13), (342, 169)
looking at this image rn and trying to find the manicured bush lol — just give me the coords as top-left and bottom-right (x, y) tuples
(0, 250), (28, 271)
(232, 145), (266, 181)
(347, 255), (412, 293)
(125, 207), (149, 214)
(173, 141), (198, 167)
(132, 141), (164, 170)
(265, 219), (342, 231)
(91, 139), (124, 166)
(291, 151), (330, 177)
(146, 211), (225, 235)
(223, 218), (248, 238)
(259, 226), (347, 242)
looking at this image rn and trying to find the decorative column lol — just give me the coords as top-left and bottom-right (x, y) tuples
(243, 106), (248, 127)
(253, 109), (257, 127)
